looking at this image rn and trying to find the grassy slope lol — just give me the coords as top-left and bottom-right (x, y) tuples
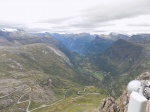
(32, 87), (108, 112)
(0, 43), (108, 112)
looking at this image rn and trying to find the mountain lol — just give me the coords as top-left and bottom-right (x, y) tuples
(39, 32), (129, 56)
(0, 30), (109, 112)
(88, 39), (150, 96)
(0, 29), (77, 65)
(1, 29), (150, 112)
(85, 35), (114, 55)
(0, 43), (107, 112)
(99, 32), (130, 41)
(0, 29), (56, 45)
(0, 44), (70, 108)
(129, 34), (150, 42)
(47, 33), (96, 55)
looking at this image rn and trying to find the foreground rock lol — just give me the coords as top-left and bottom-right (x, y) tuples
(99, 72), (150, 112)
(99, 97), (120, 112)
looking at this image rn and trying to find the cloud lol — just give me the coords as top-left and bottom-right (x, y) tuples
(0, 20), (28, 30)
(1, 0), (150, 34)
(81, 0), (150, 23)
(39, 16), (74, 24)
(36, 0), (150, 33)
(69, 22), (115, 28)
(38, 16), (115, 33)
(128, 23), (150, 27)
(25, 28), (51, 33)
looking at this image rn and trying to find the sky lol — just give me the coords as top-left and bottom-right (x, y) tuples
(0, 0), (150, 34)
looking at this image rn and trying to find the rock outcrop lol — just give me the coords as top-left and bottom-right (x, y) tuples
(117, 72), (150, 112)
(99, 72), (150, 112)
(99, 97), (120, 112)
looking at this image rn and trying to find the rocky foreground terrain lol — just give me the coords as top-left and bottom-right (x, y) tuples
(98, 72), (150, 112)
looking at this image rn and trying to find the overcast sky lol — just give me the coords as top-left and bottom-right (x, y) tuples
(0, 0), (150, 34)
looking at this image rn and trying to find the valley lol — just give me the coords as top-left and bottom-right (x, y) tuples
(0, 29), (150, 112)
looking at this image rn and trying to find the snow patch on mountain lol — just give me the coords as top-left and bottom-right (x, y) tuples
(0, 28), (18, 32)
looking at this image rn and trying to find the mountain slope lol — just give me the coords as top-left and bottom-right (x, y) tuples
(0, 29), (77, 65)
(0, 43), (109, 112)
(88, 39), (150, 97)
(86, 35), (114, 55)
(0, 43), (86, 111)
(1, 29), (150, 111)
(129, 34), (150, 42)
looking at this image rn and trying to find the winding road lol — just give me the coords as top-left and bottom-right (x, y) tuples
(0, 84), (31, 112)
(0, 85), (109, 112)
(16, 84), (32, 112)
(78, 86), (100, 95)
(29, 89), (68, 112)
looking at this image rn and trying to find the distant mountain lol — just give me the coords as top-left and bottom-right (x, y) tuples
(39, 32), (129, 55)
(129, 34), (150, 42)
(48, 33), (96, 55)
(0, 29), (55, 45)
(0, 29), (77, 64)
(85, 33), (129, 55)
(99, 32), (130, 41)
(85, 35), (114, 55)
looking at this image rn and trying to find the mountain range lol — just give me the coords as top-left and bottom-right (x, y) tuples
(0, 28), (150, 112)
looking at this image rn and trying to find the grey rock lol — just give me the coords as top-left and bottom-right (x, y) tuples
(99, 97), (120, 112)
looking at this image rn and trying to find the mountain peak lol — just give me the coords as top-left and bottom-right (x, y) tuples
(109, 32), (119, 36)
(0, 28), (27, 34)
(0, 28), (18, 32)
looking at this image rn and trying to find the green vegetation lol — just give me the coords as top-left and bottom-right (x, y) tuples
(1, 36), (150, 112)
(0, 43), (109, 112)
(78, 68), (104, 80)
(0, 93), (4, 97)
(31, 87), (108, 112)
